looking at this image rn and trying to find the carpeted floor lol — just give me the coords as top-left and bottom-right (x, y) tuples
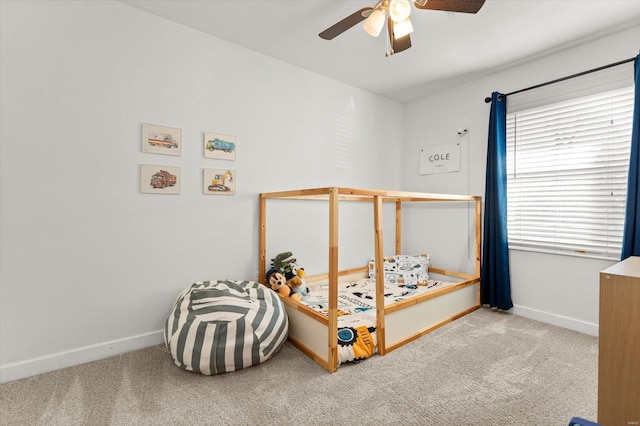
(0, 308), (598, 426)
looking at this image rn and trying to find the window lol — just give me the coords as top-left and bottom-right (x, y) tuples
(506, 86), (634, 260)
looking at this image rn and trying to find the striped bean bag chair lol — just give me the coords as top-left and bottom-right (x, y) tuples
(164, 279), (288, 375)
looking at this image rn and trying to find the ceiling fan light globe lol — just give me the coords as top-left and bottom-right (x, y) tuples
(393, 18), (413, 38)
(363, 8), (386, 37)
(389, 0), (411, 23)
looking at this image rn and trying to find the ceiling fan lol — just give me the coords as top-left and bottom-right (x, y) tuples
(319, 0), (486, 57)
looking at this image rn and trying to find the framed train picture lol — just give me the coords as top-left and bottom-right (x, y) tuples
(203, 132), (236, 161)
(139, 164), (181, 195)
(203, 168), (236, 195)
(141, 123), (182, 156)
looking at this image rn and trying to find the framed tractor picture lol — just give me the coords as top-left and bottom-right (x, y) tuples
(203, 168), (236, 195)
(139, 164), (181, 195)
(141, 123), (182, 156)
(203, 132), (236, 161)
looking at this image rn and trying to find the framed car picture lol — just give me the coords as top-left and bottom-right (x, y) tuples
(203, 132), (236, 161)
(203, 168), (236, 195)
(139, 164), (181, 195)
(141, 123), (182, 156)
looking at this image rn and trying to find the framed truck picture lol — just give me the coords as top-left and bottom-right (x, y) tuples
(139, 164), (181, 195)
(203, 168), (236, 195)
(141, 123), (182, 156)
(203, 132), (236, 161)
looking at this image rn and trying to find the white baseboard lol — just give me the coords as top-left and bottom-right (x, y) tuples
(0, 330), (164, 384)
(0, 307), (598, 383)
(513, 305), (599, 337)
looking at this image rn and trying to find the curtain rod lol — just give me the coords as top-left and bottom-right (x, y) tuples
(484, 56), (636, 103)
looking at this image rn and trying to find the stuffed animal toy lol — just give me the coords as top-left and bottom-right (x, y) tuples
(270, 251), (297, 274)
(285, 261), (309, 298)
(265, 268), (301, 302)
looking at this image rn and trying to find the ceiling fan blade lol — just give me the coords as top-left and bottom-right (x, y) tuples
(386, 17), (412, 56)
(392, 33), (412, 54)
(414, 0), (486, 14)
(319, 7), (373, 40)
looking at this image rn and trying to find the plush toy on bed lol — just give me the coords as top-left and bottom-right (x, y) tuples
(265, 267), (301, 302)
(270, 251), (296, 273)
(285, 261), (309, 298)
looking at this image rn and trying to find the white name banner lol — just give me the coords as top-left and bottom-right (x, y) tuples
(419, 142), (460, 175)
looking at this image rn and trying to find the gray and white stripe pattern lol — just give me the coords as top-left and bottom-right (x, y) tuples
(164, 280), (288, 375)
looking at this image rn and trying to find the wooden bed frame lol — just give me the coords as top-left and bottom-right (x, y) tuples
(259, 187), (482, 373)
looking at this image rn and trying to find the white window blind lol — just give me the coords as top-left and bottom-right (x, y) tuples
(506, 86), (634, 259)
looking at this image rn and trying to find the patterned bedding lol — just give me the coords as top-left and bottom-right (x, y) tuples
(302, 276), (454, 366)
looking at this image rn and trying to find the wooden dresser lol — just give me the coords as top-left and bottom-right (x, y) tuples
(598, 256), (640, 426)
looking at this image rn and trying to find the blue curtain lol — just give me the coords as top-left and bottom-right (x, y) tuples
(622, 53), (640, 260)
(481, 92), (513, 310)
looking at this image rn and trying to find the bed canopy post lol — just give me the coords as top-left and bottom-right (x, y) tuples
(373, 195), (387, 356)
(259, 195), (267, 282)
(475, 197), (482, 305)
(328, 187), (339, 372)
(395, 201), (402, 255)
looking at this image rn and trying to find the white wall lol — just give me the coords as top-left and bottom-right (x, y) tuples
(0, 1), (403, 382)
(403, 25), (640, 336)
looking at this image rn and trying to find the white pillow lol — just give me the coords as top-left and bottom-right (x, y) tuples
(368, 254), (430, 286)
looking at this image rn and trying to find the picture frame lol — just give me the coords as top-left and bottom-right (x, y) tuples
(203, 132), (236, 161)
(141, 123), (182, 156)
(203, 168), (236, 195)
(139, 164), (181, 195)
(419, 142), (461, 175)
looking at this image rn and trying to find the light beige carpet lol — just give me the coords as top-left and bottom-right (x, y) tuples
(0, 308), (598, 426)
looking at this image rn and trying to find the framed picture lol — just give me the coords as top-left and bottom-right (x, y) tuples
(203, 132), (236, 161)
(419, 142), (460, 175)
(203, 168), (236, 195)
(139, 164), (181, 195)
(141, 123), (182, 156)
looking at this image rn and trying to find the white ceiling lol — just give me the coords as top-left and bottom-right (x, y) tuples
(119, 0), (640, 103)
